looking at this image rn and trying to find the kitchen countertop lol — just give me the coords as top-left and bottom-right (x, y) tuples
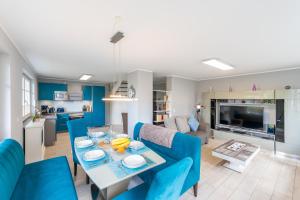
(42, 111), (91, 119)
(25, 118), (46, 129)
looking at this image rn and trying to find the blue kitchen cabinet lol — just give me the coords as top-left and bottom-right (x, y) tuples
(91, 86), (105, 127)
(83, 112), (93, 127)
(38, 82), (68, 100)
(82, 85), (92, 101)
(56, 113), (69, 133)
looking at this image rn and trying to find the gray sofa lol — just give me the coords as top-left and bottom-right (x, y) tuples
(164, 116), (209, 144)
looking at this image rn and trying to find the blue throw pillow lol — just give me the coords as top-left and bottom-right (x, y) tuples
(188, 115), (199, 131)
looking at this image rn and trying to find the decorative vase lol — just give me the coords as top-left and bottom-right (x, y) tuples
(252, 84), (257, 91)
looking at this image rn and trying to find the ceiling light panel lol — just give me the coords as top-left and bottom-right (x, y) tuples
(202, 59), (234, 70)
(79, 74), (93, 81)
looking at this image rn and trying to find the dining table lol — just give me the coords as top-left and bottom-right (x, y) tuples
(74, 132), (166, 200)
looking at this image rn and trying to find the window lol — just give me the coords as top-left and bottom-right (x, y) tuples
(22, 75), (31, 118)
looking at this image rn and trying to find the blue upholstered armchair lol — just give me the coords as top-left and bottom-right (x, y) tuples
(113, 157), (193, 200)
(133, 122), (201, 197)
(67, 118), (90, 183)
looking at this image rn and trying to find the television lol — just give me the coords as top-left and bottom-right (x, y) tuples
(219, 105), (264, 130)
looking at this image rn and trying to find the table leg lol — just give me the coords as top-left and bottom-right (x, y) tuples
(274, 136), (277, 155)
(91, 184), (99, 200)
(91, 183), (108, 200)
(100, 188), (108, 200)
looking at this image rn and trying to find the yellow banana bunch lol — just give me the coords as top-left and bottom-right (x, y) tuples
(111, 138), (130, 151)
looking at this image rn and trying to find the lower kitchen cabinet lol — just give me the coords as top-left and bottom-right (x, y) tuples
(56, 113), (69, 133)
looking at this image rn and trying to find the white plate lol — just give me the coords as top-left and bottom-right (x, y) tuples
(115, 134), (129, 139)
(89, 131), (105, 138)
(122, 154), (146, 169)
(76, 139), (93, 148)
(129, 141), (145, 150)
(83, 150), (105, 161)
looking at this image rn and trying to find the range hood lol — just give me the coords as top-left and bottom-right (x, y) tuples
(68, 83), (82, 101)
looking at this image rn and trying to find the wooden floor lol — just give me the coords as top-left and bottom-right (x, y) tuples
(45, 133), (300, 200)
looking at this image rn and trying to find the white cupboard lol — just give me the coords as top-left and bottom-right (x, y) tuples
(25, 119), (46, 164)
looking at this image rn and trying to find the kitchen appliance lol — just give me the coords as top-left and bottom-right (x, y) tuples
(56, 107), (65, 113)
(48, 107), (55, 113)
(69, 92), (82, 101)
(41, 105), (49, 115)
(68, 83), (83, 101)
(54, 91), (68, 101)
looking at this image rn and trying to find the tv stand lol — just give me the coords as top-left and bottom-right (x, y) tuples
(215, 124), (276, 154)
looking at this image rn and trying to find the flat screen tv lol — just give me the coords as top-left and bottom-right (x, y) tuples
(219, 105), (264, 129)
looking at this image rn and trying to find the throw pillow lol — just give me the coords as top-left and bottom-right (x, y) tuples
(188, 115), (200, 132)
(175, 116), (191, 133)
(164, 117), (178, 131)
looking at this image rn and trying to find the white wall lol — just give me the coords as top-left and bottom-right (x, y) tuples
(0, 54), (11, 139)
(110, 102), (128, 125)
(0, 26), (37, 145)
(167, 77), (197, 116)
(197, 69), (300, 102)
(128, 70), (153, 136)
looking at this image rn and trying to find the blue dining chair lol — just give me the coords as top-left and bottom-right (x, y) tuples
(113, 157), (193, 200)
(67, 118), (90, 184)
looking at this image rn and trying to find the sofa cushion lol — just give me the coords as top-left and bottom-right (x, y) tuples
(188, 115), (200, 131)
(175, 116), (190, 132)
(164, 116), (178, 130)
(0, 139), (25, 200)
(11, 156), (78, 200)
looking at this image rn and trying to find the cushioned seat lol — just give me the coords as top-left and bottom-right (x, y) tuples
(11, 156), (77, 200)
(67, 118), (88, 177)
(133, 122), (201, 197)
(113, 157), (193, 200)
(0, 139), (78, 200)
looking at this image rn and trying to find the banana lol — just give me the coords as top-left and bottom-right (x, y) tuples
(111, 138), (129, 146)
(112, 139), (130, 149)
(117, 140), (130, 148)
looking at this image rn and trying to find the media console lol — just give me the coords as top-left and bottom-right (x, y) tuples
(202, 89), (300, 156)
(215, 123), (276, 153)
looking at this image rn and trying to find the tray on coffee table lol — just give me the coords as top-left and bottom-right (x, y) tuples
(212, 139), (260, 173)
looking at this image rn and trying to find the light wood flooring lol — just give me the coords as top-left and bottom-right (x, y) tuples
(45, 133), (300, 200)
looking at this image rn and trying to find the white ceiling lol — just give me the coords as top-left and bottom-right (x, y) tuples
(1, 0), (300, 82)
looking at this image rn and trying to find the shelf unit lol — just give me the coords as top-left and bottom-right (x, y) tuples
(153, 90), (169, 125)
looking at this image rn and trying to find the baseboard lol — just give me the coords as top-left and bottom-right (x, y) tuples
(275, 151), (300, 161)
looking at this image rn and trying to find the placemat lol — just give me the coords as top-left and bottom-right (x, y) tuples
(108, 154), (155, 179)
(76, 145), (113, 170)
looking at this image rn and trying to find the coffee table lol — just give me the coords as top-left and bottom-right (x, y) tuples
(212, 139), (260, 173)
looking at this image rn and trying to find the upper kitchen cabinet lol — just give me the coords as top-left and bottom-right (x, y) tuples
(38, 82), (68, 100)
(82, 85), (92, 101)
(92, 86), (105, 126)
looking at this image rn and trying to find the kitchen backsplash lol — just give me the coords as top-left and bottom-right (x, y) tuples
(38, 100), (92, 113)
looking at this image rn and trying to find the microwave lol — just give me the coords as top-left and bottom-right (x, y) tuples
(54, 91), (68, 101)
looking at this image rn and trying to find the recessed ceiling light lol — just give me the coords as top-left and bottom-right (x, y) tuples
(79, 74), (93, 81)
(202, 59), (234, 70)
